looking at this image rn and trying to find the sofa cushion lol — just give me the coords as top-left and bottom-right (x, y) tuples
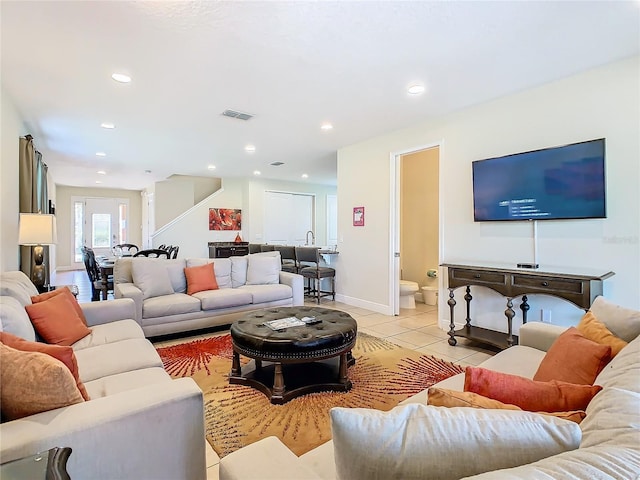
(72, 319), (145, 350)
(195, 289), (253, 310)
(113, 257), (133, 284)
(577, 310), (628, 357)
(589, 296), (640, 343)
(464, 367), (602, 412)
(246, 254), (281, 285)
(187, 258), (232, 288)
(0, 331), (89, 401)
(593, 333), (639, 392)
(533, 327), (611, 385)
(84, 367), (171, 399)
(132, 258), (175, 299)
(165, 259), (187, 293)
(185, 263), (219, 295)
(0, 343), (84, 420)
(31, 287), (88, 326)
(25, 293), (91, 346)
(0, 296), (36, 341)
(230, 256), (248, 287)
(142, 293), (201, 319)
(239, 284), (293, 304)
(330, 403), (581, 480)
(427, 387), (586, 423)
(0, 271), (39, 307)
(74, 338), (163, 383)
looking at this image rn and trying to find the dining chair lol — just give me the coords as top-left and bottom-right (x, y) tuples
(167, 245), (179, 259)
(113, 243), (139, 257)
(81, 246), (114, 301)
(133, 249), (170, 258)
(295, 246), (335, 303)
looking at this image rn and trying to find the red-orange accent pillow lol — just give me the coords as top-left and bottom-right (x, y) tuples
(31, 287), (87, 326)
(184, 263), (219, 295)
(0, 332), (90, 400)
(464, 367), (602, 412)
(25, 293), (91, 346)
(533, 327), (611, 385)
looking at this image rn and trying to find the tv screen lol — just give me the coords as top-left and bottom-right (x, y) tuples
(472, 138), (606, 222)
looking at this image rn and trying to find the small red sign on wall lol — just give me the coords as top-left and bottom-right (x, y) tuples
(353, 207), (364, 226)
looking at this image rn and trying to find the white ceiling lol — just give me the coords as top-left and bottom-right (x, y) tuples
(2, 1), (639, 191)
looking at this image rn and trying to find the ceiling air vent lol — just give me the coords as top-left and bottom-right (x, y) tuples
(270, 162), (284, 166)
(222, 109), (253, 121)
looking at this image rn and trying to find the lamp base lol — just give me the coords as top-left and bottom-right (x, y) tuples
(31, 245), (46, 288)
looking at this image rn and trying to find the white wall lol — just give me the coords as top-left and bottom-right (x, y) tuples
(152, 177), (337, 258)
(0, 87), (24, 272)
(337, 56), (640, 329)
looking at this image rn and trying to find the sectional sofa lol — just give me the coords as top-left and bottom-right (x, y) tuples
(114, 252), (304, 337)
(219, 297), (640, 479)
(0, 271), (206, 479)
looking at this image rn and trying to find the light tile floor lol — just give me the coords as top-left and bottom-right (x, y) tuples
(151, 298), (498, 479)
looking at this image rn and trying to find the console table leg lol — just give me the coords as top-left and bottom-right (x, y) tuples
(273, 363), (285, 398)
(231, 351), (241, 377)
(464, 286), (473, 327)
(520, 295), (529, 324)
(505, 298), (515, 347)
(447, 288), (457, 346)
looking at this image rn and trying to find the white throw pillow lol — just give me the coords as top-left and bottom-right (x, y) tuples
(230, 256), (248, 288)
(165, 259), (187, 293)
(246, 253), (281, 285)
(330, 403), (581, 480)
(131, 258), (175, 299)
(0, 296), (36, 341)
(589, 297), (640, 343)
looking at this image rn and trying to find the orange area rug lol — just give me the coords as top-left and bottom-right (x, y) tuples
(156, 332), (464, 458)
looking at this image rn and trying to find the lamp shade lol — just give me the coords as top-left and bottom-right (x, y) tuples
(18, 213), (57, 245)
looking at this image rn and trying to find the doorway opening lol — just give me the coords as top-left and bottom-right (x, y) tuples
(390, 143), (442, 315)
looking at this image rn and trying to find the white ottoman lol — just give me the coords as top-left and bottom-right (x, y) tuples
(399, 280), (419, 309)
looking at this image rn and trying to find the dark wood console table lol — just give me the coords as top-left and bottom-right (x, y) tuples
(208, 242), (249, 258)
(442, 262), (614, 350)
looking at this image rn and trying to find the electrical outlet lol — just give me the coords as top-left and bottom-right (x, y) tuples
(540, 309), (552, 323)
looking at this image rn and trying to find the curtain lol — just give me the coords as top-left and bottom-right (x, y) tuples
(19, 135), (50, 285)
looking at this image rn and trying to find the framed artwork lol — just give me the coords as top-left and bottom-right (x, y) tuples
(209, 208), (242, 231)
(353, 206), (365, 226)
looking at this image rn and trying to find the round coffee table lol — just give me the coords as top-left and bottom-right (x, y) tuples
(229, 306), (357, 404)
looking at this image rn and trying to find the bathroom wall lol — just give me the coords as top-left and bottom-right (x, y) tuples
(400, 147), (440, 288)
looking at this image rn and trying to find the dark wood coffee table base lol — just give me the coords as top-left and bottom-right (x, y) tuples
(230, 353), (355, 404)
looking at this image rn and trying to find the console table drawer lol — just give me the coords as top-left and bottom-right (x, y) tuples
(512, 275), (583, 294)
(449, 268), (507, 288)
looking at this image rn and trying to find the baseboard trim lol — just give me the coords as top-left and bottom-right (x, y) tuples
(334, 294), (393, 315)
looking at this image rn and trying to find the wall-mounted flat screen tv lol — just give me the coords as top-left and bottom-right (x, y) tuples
(472, 138), (606, 222)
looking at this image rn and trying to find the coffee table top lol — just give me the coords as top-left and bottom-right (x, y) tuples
(231, 306), (357, 361)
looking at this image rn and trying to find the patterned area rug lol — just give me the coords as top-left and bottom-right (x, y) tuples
(156, 332), (464, 458)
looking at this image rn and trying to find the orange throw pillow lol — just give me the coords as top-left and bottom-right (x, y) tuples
(464, 367), (602, 412)
(427, 387), (586, 424)
(0, 344), (84, 421)
(533, 327), (611, 385)
(577, 311), (628, 357)
(31, 287), (87, 326)
(25, 293), (91, 346)
(184, 263), (219, 295)
(0, 332), (90, 400)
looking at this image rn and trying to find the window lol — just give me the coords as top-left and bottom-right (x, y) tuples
(92, 214), (111, 248)
(73, 201), (84, 263)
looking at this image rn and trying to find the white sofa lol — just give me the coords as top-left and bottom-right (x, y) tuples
(219, 297), (640, 479)
(0, 271), (206, 480)
(114, 252), (304, 337)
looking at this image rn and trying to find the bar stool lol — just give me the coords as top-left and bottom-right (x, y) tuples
(295, 246), (335, 303)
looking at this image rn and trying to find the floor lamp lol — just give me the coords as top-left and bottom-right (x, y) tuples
(18, 213), (57, 289)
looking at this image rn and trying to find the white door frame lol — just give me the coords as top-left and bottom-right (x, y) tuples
(389, 140), (444, 315)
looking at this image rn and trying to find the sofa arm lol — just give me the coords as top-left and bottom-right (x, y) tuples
(0, 378), (206, 480)
(519, 322), (568, 352)
(114, 282), (143, 322)
(220, 436), (322, 480)
(279, 272), (304, 306)
(80, 298), (136, 327)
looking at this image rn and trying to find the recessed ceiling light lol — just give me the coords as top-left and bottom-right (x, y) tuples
(301, 174), (309, 179)
(145, 170), (152, 174)
(111, 73), (131, 83)
(245, 145), (256, 153)
(253, 170), (261, 176)
(320, 123), (333, 131)
(101, 122), (115, 129)
(96, 152), (106, 157)
(97, 170), (106, 175)
(207, 165), (216, 170)
(407, 84), (425, 95)
(95, 180), (102, 184)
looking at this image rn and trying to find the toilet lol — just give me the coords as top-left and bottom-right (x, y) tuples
(399, 280), (419, 309)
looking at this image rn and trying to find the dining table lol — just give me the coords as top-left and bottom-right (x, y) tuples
(96, 257), (116, 300)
